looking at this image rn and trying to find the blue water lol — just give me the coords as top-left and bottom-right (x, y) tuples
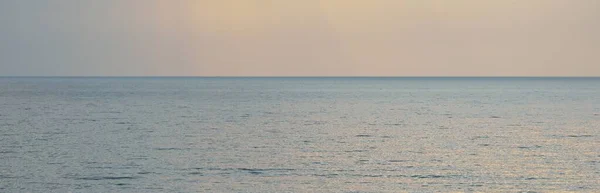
(1, 77), (599, 192)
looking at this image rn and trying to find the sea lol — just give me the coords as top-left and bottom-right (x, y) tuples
(1, 77), (599, 192)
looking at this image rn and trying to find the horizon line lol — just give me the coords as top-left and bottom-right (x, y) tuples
(1, 75), (600, 78)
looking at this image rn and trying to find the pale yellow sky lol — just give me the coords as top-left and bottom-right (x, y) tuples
(1, 0), (599, 76)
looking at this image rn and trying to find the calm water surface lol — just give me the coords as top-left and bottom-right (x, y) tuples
(1, 77), (599, 192)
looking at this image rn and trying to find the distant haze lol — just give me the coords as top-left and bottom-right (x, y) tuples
(1, 0), (599, 76)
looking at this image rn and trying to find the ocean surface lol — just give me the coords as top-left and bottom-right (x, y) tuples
(0, 77), (599, 192)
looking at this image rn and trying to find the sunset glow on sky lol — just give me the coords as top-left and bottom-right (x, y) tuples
(1, 0), (599, 76)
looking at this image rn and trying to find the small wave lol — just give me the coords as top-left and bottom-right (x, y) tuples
(303, 121), (327, 126)
(0, 174), (19, 179)
(384, 123), (403, 126)
(237, 168), (295, 172)
(345, 150), (368, 153)
(566, 135), (593, 138)
(517, 145), (543, 149)
(115, 121), (135, 125)
(362, 174), (384, 177)
(411, 174), (457, 179)
(236, 168), (296, 175)
(188, 172), (204, 175)
(313, 173), (339, 178)
(470, 135), (489, 140)
(188, 167), (296, 175)
(520, 177), (550, 180)
(153, 147), (189, 151)
(75, 176), (138, 181)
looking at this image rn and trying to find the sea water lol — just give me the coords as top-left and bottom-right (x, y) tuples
(1, 77), (599, 192)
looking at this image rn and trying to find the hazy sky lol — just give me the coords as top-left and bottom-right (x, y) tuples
(1, 0), (599, 76)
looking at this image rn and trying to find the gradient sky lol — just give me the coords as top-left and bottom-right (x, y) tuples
(1, 0), (599, 76)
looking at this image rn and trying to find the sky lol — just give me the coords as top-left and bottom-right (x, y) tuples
(1, 0), (599, 76)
